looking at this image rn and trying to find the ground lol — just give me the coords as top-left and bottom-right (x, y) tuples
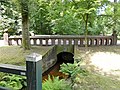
(75, 46), (120, 80)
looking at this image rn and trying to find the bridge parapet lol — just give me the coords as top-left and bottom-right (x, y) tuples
(7, 34), (117, 46)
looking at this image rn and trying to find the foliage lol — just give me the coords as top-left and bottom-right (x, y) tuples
(60, 61), (88, 87)
(0, 74), (26, 90)
(29, 0), (52, 34)
(29, 0), (110, 35)
(42, 75), (71, 90)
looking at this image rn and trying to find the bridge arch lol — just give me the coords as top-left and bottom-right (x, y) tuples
(57, 52), (74, 64)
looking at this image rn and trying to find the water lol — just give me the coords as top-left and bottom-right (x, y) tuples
(42, 61), (68, 82)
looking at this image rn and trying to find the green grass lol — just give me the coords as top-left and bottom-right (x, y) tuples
(0, 46), (53, 66)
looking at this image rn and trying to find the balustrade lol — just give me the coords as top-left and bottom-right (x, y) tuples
(8, 35), (116, 46)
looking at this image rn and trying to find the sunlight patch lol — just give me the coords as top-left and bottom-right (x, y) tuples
(90, 52), (120, 73)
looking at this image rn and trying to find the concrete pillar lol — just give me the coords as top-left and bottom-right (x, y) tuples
(26, 53), (42, 90)
(112, 31), (117, 45)
(3, 32), (9, 45)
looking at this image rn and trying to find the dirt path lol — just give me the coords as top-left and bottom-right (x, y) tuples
(75, 46), (120, 80)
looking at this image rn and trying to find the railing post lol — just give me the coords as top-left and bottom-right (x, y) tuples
(112, 30), (117, 45)
(3, 31), (9, 45)
(26, 53), (42, 90)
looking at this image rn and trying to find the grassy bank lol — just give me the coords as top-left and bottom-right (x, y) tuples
(0, 46), (53, 65)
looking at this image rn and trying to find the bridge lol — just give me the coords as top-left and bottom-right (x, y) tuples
(2, 32), (117, 72)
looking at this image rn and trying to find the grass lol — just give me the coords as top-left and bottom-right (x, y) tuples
(74, 73), (120, 90)
(0, 46), (53, 66)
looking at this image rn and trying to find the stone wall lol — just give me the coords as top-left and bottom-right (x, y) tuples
(56, 45), (74, 54)
(42, 46), (57, 73)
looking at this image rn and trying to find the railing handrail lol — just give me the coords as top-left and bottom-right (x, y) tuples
(9, 35), (113, 39)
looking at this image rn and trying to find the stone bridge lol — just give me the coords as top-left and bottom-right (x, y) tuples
(2, 32), (118, 73)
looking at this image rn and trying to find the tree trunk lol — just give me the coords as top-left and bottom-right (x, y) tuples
(85, 14), (89, 48)
(113, 0), (117, 31)
(21, 0), (30, 50)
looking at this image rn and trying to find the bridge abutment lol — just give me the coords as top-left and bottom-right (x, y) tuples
(42, 45), (75, 73)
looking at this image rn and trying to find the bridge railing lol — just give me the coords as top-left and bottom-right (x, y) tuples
(8, 34), (117, 46)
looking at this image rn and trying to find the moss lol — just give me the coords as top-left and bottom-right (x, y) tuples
(0, 46), (53, 66)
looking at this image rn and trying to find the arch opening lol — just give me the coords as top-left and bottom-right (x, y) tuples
(57, 52), (74, 64)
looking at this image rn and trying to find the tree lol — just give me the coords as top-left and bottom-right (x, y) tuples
(72, 0), (100, 47)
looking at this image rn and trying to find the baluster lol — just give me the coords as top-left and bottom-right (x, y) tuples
(101, 38), (104, 45)
(80, 39), (84, 46)
(91, 39), (94, 46)
(110, 38), (113, 45)
(106, 38), (109, 45)
(16, 39), (19, 45)
(46, 39), (48, 46)
(63, 39), (66, 45)
(33, 39), (37, 45)
(74, 39), (78, 45)
(87, 38), (89, 46)
(96, 39), (99, 46)
(69, 39), (72, 45)
(107, 38), (110, 45)
(9, 39), (12, 45)
(58, 39), (61, 45)
(52, 39), (55, 45)
(40, 39), (42, 46)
